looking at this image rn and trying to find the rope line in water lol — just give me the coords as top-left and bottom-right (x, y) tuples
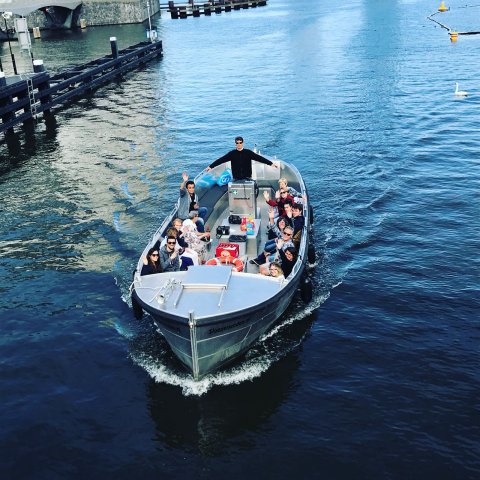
(428, 4), (480, 35)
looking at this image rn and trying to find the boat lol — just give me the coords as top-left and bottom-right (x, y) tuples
(131, 155), (314, 380)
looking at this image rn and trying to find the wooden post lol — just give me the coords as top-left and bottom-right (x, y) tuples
(33, 59), (52, 114)
(0, 71), (15, 134)
(110, 37), (119, 59)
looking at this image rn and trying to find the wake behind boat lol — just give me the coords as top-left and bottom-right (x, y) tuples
(131, 154), (314, 380)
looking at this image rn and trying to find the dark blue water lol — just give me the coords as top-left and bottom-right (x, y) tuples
(1, 1), (479, 478)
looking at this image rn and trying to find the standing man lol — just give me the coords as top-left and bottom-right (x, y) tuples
(206, 136), (279, 180)
(178, 172), (208, 232)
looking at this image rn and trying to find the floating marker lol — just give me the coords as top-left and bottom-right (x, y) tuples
(438, 1), (448, 12)
(449, 30), (458, 42)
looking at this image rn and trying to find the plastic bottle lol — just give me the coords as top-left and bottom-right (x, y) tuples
(246, 214), (255, 235)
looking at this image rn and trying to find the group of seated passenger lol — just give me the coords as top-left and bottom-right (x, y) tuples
(140, 213), (211, 276)
(140, 176), (307, 281)
(249, 206), (300, 279)
(263, 177), (307, 218)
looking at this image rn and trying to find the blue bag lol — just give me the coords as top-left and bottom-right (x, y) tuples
(196, 173), (217, 189)
(217, 168), (233, 186)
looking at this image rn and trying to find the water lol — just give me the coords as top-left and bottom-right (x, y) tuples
(1, 0), (479, 478)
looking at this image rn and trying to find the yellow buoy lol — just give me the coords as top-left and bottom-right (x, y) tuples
(449, 31), (458, 42)
(438, 1), (448, 12)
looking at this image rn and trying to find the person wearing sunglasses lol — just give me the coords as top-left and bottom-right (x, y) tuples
(263, 188), (294, 218)
(159, 236), (180, 272)
(275, 177), (306, 204)
(250, 211), (294, 268)
(141, 247), (162, 276)
(206, 136), (279, 181)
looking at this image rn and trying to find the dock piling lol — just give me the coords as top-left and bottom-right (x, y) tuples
(33, 59), (52, 114)
(110, 37), (119, 59)
(0, 71), (14, 134)
(33, 59), (45, 73)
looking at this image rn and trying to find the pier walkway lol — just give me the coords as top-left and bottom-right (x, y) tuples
(165, 0), (267, 19)
(0, 39), (163, 135)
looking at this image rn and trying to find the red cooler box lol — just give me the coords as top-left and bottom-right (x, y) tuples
(215, 242), (239, 258)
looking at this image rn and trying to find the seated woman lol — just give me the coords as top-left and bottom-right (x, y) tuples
(250, 208), (294, 266)
(266, 208), (293, 241)
(266, 261), (285, 283)
(182, 216), (209, 263)
(171, 218), (189, 249)
(141, 247), (162, 276)
(263, 189), (294, 218)
(275, 177), (307, 204)
(278, 246), (297, 278)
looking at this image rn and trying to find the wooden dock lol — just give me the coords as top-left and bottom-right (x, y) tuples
(166, 0), (267, 19)
(0, 39), (163, 136)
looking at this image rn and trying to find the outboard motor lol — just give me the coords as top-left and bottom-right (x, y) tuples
(301, 276), (313, 303)
(308, 243), (316, 264)
(131, 292), (143, 320)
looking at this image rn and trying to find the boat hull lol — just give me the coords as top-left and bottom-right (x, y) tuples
(133, 262), (304, 379)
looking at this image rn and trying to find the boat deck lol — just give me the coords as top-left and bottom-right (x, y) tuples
(134, 265), (283, 319)
(203, 184), (274, 273)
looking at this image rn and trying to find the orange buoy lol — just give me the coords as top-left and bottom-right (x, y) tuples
(438, 1), (448, 12)
(205, 254), (244, 272)
(449, 31), (458, 42)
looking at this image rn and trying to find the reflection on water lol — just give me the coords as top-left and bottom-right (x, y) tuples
(146, 348), (301, 455)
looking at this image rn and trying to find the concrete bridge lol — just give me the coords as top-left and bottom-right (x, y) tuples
(0, 1), (82, 16)
(0, 1), (160, 28)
